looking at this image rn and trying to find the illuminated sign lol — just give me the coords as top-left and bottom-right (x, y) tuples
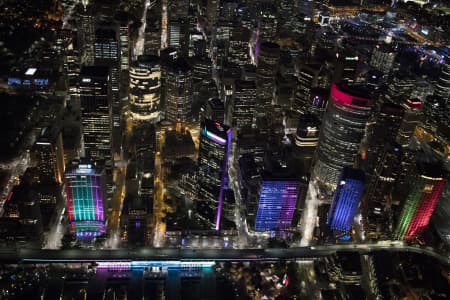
(82, 78), (92, 83)
(34, 79), (48, 86)
(25, 68), (37, 75)
(7, 78), (21, 85)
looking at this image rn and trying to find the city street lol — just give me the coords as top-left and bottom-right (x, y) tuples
(300, 179), (321, 246)
(153, 129), (168, 247)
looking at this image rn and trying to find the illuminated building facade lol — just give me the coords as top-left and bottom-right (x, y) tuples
(256, 42), (280, 111)
(254, 180), (300, 232)
(94, 27), (121, 133)
(80, 3), (94, 65)
(370, 44), (396, 74)
(363, 144), (403, 240)
(395, 99), (423, 148)
(327, 168), (365, 233)
(394, 163), (447, 240)
(129, 55), (161, 123)
(228, 27), (250, 67)
(65, 160), (106, 238)
(79, 66), (113, 200)
(313, 83), (373, 189)
(435, 58), (450, 100)
(197, 119), (232, 230)
(292, 64), (321, 113)
(333, 51), (360, 84)
(165, 58), (193, 123)
(79, 66), (112, 162)
(294, 113), (320, 171)
(364, 102), (404, 174)
(118, 17), (129, 70)
(257, 2), (278, 42)
(232, 80), (256, 132)
(32, 126), (65, 184)
(204, 98), (225, 124)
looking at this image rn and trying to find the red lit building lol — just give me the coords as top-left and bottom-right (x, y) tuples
(394, 163), (447, 240)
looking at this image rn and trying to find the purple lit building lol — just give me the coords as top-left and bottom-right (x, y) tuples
(197, 119), (232, 230)
(255, 180), (300, 232)
(64, 159), (106, 238)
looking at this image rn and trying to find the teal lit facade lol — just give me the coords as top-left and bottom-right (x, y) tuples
(65, 161), (106, 237)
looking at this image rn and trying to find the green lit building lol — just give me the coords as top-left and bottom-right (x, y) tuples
(394, 163), (446, 240)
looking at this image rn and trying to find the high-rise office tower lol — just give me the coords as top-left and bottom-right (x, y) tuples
(116, 13), (129, 70)
(65, 159), (106, 238)
(365, 102), (404, 173)
(94, 27), (120, 62)
(66, 31), (80, 98)
(132, 124), (156, 211)
(278, 0), (297, 29)
(327, 168), (365, 234)
(363, 143), (403, 240)
(204, 98), (225, 124)
(168, 19), (189, 55)
(219, 0), (239, 21)
(94, 27), (121, 137)
(423, 94), (447, 129)
(168, 0), (189, 20)
(231, 80), (256, 132)
(228, 27), (250, 67)
(32, 126), (65, 184)
(257, 2), (278, 42)
(396, 99), (423, 148)
(79, 66), (112, 163)
(333, 50), (360, 84)
(254, 180), (300, 232)
(80, 2), (95, 65)
(256, 42), (280, 112)
(197, 119), (232, 230)
(298, 0), (315, 19)
(144, 0), (162, 56)
(292, 64), (320, 113)
(394, 163), (447, 240)
(79, 65), (114, 201)
(129, 55), (161, 123)
(313, 83), (373, 189)
(432, 187), (450, 247)
(294, 113), (320, 172)
(370, 43), (396, 75)
(206, 0), (219, 28)
(435, 58), (450, 100)
(165, 58), (193, 123)
(293, 65), (328, 120)
(382, 72), (415, 105)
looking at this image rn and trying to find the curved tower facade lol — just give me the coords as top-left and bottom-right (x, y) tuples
(313, 83), (373, 189)
(129, 55), (161, 123)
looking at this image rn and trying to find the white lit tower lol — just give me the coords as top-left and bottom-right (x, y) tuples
(313, 83), (374, 190)
(129, 55), (162, 124)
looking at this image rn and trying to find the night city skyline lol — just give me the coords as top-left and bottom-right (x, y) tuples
(0, 0), (449, 299)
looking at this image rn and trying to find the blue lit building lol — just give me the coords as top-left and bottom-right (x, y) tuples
(327, 168), (365, 234)
(254, 180), (300, 232)
(197, 119), (232, 230)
